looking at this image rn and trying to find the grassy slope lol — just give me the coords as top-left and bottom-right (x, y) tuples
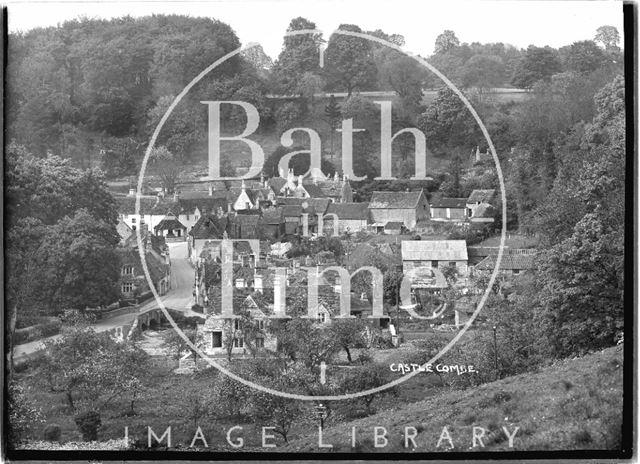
(278, 347), (624, 453)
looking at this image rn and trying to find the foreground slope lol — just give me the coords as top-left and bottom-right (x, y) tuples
(280, 347), (624, 452)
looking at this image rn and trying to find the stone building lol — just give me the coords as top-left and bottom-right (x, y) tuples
(368, 190), (429, 230)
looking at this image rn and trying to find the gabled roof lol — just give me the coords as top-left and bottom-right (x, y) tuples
(467, 189), (495, 204)
(430, 197), (467, 209)
(301, 183), (328, 198)
(154, 215), (187, 231)
(369, 190), (424, 209)
(401, 240), (468, 261)
(326, 202), (370, 221)
(267, 177), (287, 192)
(307, 198), (331, 215)
(190, 214), (228, 239)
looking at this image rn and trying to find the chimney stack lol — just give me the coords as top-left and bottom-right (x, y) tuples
(272, 269), (287, 317)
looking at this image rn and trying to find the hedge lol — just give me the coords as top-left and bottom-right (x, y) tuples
(14, 318), (62, 345)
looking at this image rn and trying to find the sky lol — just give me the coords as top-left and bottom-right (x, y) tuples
(5, 0), (625, 59)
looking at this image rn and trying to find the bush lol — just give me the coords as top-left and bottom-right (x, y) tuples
(43, 424), (62, 442)
(74, 410), (101, 442)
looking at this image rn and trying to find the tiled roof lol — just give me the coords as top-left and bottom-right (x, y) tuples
(326, 202), (370, 220)
(369, 190), (424, 209)
(282, 205), (303, 217)
(473, 203), (496, 218)
(260, 207), (284, 225)
(430, 197), (467, 209)
(154, 216), (187, 231)
(307, 198), (331, 215)
(115, 195), (177, 215)
(401, 240), (468, 261)
(467, 189), (495, 204)
(302, 183), (327, 198)
(385, 221), (404, 230)
(267, 177), (287, 192)
(190, 214), (228, 239)
(475, 252), (536, 271)
(231, 213), (260, 226)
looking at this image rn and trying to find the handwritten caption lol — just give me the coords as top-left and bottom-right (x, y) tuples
(390, 363), (477, 375)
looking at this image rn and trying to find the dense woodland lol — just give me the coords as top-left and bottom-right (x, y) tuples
(5, 15), (627, 444)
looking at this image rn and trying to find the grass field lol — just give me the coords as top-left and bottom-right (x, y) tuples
(277, 346), (624, 452)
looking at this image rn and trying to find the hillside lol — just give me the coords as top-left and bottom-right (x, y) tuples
(277, 347), (624, 453)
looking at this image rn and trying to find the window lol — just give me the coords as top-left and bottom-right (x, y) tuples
(186, 214), (190, 221)
(432, 260), (439, 268)
(255, 338), (265, 348)
(122, 265), (134, 276)
(234, 319), (242, 330)
(257, 320), (265, 330)
(318, 312), (326, 323)
(449, 262), (456, 268)
(195, 216), (199, 222)
(132, 226), (137, 231)
(233, 337), (244, 348)
(131, 217), (137, 223)
(121, 282), (134, 293)
(211, 331), (222, 348)
(513, 269), (520, 274)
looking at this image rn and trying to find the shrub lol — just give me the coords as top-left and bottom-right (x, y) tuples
(74, 410), (101, 442)
(191, 304), (204, 314)
(43, 424), (62, 442)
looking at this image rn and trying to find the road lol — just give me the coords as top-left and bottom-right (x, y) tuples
(13, 241), (197, 360)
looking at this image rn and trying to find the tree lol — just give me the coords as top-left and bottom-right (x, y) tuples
(150, 146), (180, 194)
(165, 328), (202, 361)
(7, 381), (44, 447)
(329, 319), (366, 362)
(339, 365), (397, 414)
(377, 49), (426, 117)
(461, 55), (505, 93)
(533, 76), (624, 357)
(595, 26), (621, 53)
(511, 45), (562, 89)
(99, 136), (140, 178)
(271, 17), (323, 96)
(323, 95), (342, 156)
(564, 40), (608, 75)
(434, 30), (460, 55)
(6, 144), (118, 227)
(418, 87), (480, 150)
(274, 318), (340, 369)
(37, 209), (121, 312)
(41, 328), (149, 414)
(324, 24), (378, 96)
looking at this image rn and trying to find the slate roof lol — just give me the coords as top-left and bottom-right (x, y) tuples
(326, 202), (370, 221)
(430, 197), (467, 209)
(467, 189), (495, 204)
(475, 251), (536, 271)
(369, 190), (424, 209)
(401, 240), (468, 261)
(282, 205), (303, 218)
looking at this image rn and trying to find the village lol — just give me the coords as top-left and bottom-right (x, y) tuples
(109, 161), (536, 367)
